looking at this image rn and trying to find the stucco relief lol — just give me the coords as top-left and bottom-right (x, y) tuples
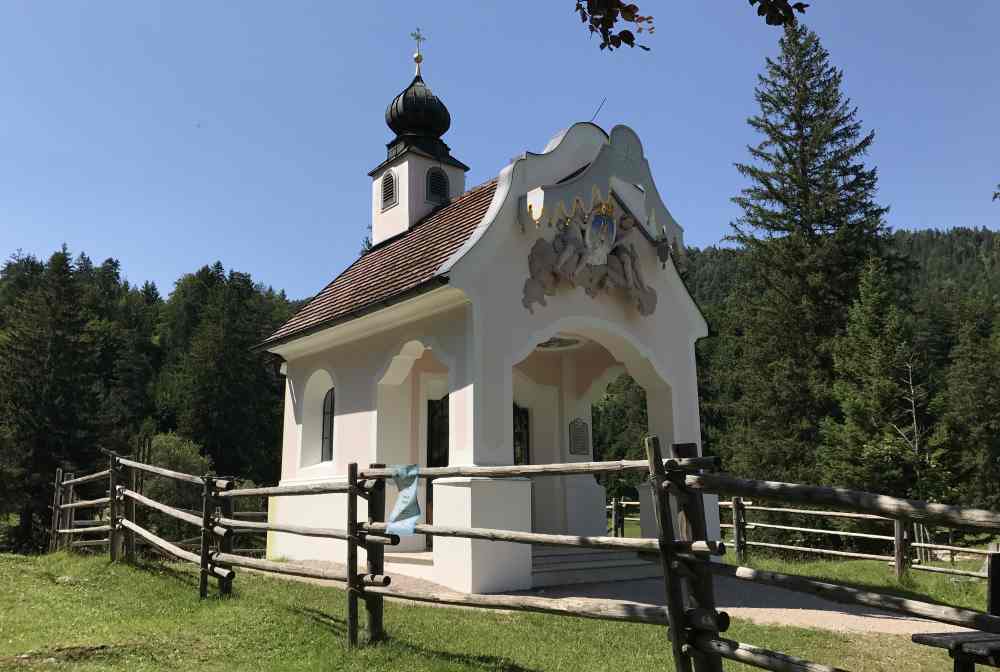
(521, 187), (666, 316)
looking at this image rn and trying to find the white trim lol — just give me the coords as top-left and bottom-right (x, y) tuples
(267, 286), (468, 360)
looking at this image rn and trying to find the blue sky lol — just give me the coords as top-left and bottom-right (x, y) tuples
(2, 2), (997, 300)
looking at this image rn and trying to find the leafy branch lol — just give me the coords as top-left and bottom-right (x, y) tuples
(574, 0), (811, 53)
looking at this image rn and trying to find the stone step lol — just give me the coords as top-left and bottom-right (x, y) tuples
(531, 556), (662, 587)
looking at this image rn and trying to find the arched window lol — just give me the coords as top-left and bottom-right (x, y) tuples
(321, 388), (335, 462)
(426, 167), (449, 204)
(381, 171), (397, 211)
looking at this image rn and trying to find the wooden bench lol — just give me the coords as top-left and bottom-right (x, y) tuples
(912, 632), (1000, 671)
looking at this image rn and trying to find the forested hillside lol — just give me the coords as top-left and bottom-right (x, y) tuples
(0, 251), (297, 549)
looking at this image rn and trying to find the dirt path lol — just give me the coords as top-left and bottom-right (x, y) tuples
(279, 560), (967, 635)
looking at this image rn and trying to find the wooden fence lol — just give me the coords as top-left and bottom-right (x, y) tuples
(716, 498), (998, 582)
(48, 439), (1000, 672)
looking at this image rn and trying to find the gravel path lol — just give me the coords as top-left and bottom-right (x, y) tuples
(522, 576), (969, 635)
(282, 560), (967, 635)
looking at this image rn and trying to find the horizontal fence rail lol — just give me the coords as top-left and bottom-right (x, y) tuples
(60, 497), (110, 510)
(57, 525), (112, 536)
(710, 562), (1000, 633)
(60, 470), (111, 487)
(120, 518), (232, 580)
(122, 489), (229, 538)
(689, 472), (1000, 530)
(746, 521), (894, 542)
(216, 482), (351, 499)
(364, 585), (673, 627)
(745, 541), (894, 562)
(739, 505), (889, 521)
(118, 457), (230, 490)
(361, 522), (724, 556)
(358, 456), (719, 480)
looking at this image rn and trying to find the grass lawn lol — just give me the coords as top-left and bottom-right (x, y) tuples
(1, 552), (950, 671)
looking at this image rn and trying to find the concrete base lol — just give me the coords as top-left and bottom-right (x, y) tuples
(432, 477), (533, 593)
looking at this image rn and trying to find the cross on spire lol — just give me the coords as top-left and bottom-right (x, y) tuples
(411, 28), (426, 76)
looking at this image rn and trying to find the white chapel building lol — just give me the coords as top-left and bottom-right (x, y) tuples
(259, 49), (716, 593)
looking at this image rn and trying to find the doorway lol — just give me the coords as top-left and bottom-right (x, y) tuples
(425, 395), (449, 550)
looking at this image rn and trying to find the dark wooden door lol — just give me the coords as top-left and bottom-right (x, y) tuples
(425, 395), (449, 550)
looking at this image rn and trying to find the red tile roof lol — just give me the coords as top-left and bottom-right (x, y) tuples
(261, 178), (497, 349)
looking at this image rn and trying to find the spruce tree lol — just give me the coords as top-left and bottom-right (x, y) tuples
(711, 23), (890, 483)
(819, 258), (929, 497)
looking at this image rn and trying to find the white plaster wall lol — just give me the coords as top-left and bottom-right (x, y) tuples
(270, 303), (472, 563)
(432, 477), (532, 593)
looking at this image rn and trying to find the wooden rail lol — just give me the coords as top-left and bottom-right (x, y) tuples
(689, 472), (1000, 530)
(216, 481), (351, 499)
(217, 517), (397, 545)
(123, 489), (229, 538)
(747, 521), (893, 541)
(362, 521), (723, 555)
(710, 563), (1000, 633)
(358, 456), (718, 480)
(118, 457), (230, 490)
(57, 525), (112, 536)
(364, 585), (672, 626)
(120, 518), (232, 580)
(60, 469), (111, 487)
(60, 497), (110, 510)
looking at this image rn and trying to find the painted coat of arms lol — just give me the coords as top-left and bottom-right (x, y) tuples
(522, 187), (660, 316)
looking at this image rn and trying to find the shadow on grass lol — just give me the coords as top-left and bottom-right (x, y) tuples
(287, 606), (346, 635)
(385, 638), (542, 672)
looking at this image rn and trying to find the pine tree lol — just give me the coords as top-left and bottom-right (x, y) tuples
(0, 248), (96, 548)
(710, 23), (891, 483)
(929, 296), (1000, 510)
(819, 258), (929, 497)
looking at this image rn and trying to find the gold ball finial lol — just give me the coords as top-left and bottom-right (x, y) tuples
(410, 28), (426, 76)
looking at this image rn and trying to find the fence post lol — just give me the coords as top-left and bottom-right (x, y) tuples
(49, 467), (64, 553)
(610, 497), (620, 537)
(125, 465), (137, 562)
(645, 436), (694, 672)
(108, 454), (123, 561)
(219, 493), (235, 596)
(64, 472), (76, 552)
(346, 462), (360, 648)
(894, 519), (910, 580)
(669, 442), (724, 672)
(198, 476), (214, 599)
(988, 543), (1000, 616)
(732, 497), (747, 565)
(365, 463), (386, 643)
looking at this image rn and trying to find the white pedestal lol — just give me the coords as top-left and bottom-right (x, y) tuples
(432, 477), (533, 593)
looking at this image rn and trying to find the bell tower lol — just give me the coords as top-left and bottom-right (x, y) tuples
(368, 29), (469, 246)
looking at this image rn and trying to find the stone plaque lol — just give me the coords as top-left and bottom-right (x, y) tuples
(569, 418), (590, 456)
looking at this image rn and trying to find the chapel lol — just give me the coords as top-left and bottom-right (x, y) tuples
(259, 41), (716, 593)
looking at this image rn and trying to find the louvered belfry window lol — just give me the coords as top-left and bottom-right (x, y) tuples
(426, 167), (449, 204)
(381, 171), (396, 210)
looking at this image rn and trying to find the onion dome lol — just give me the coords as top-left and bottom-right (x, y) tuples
(369, 34), (468, 176)
(385, 74), (451, 139)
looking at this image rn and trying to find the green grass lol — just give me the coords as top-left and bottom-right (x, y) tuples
(733, 553), (988, 611)
(1, 552), (950, 671)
